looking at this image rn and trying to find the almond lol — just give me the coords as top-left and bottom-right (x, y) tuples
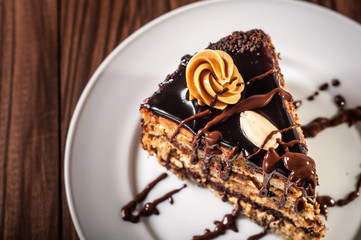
(240, 111), (281, 150)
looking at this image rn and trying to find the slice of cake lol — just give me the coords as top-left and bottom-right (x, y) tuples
(140, 29), (326, 239)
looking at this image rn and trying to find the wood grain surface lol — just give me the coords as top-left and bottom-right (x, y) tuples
(0, 0), (360, 239)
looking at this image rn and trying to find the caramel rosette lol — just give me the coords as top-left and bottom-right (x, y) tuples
(186, 49), (244, 110)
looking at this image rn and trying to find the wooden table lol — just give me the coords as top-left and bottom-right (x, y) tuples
(1, 0), (360, 239)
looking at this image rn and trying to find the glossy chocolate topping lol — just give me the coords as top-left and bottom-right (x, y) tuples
(143, 30), (306, 179)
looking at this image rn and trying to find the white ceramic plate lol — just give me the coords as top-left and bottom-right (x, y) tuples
(65, 0), (361, 239)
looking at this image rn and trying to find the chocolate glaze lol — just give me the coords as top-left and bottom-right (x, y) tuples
(121, 173), (186, 223)
(192, 205), (241, 240)
(143, 30), (306, 181)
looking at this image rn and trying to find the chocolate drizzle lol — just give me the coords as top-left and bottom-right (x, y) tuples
(170, 109), (212, 142)
(334, 94), (346, 111)
(247, 217), (274, 240)
(253, 123), (315, 210)
(319, 83), (329, 91)
(210, 88), (230, 107)
(292, 78), (361, 220)
(246, 68), (274, 86)
(331, 78), (340, 87)
(190, 88), (293, 164)
(316, 195), (335, 219)
(219, 146), (239, 181)
(302, 106), (361, 138)
(121, 173), (186, 223)
(294, 79), (342, 107)
(307, 91), (319, 101)
(192, 205), (241, 240)
(248, 124), (303, 159)
(203, 131), (223, 174)
(317, 173), (361, 219)
(259, 139), (317, 206)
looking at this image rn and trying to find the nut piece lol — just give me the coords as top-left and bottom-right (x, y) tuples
(240, 111), (281, 150)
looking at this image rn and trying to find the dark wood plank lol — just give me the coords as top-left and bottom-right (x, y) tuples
(0, 0), (60, 239)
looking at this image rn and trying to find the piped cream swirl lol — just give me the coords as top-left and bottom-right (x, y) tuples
(186, 49), (244, 110)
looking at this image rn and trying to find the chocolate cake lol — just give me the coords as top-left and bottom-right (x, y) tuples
(139, 29), (326, 239)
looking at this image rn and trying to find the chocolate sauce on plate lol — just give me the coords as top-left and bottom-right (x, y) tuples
(317, 174), (361, 219)
(319, 83), (329, 91)
(331, 78), (340, 87)
(307, 91), (319, 101)
(192, 206), (241, 240)
(302, 106), (361, 138)
(121, 173), (186, 223)
(334, 94), (346, 111)
(295, 79), (361, 220)
(293, 100), (302, 110)
(247, 217), (274, 240)
(294, 79), (341, 107)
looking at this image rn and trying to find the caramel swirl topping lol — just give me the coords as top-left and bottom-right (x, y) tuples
(186, 50), (244, 110)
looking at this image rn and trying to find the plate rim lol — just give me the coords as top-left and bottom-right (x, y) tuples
(63, 0), (361, 239)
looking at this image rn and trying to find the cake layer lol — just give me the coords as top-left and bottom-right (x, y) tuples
(140, 107), (326, 240)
